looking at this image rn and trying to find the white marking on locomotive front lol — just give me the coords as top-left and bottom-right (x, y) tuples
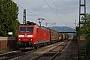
(18, 35), (24, 37)
(27, 35), (33, 37)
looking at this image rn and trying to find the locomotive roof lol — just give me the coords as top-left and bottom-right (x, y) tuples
(39, 26), (49, 30)
(26, 21), (36, 25)
(20, 21), (37, 26)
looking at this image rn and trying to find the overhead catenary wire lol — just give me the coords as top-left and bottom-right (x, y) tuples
(20, 0), (61, 26)
(51, 0), (75, 28)
(23, 0), (45, 18)
(16, 0), (50, 26)
(51, 0), (63, 21)
(19, 5), (39, 17)
(44, 0), (75, 28)
(51, 0), (62, 14)
(52, 0), (61, 17)
(43, 0), (62, 21)
(14, 0), (76, 28)
(15, 0), (39, 18)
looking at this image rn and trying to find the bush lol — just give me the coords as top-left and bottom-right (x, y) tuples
(3, 46), (12, 53)
(86, 33), (90, 60)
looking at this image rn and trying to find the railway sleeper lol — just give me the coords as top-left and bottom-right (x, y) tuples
(43, 53), (56, 56)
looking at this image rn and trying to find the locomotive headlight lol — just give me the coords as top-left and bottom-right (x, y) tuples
(19, 39), (21, 41)
(31, 39), (32, 41)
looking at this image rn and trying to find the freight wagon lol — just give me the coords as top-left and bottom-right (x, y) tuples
(49, 29), (63, 43)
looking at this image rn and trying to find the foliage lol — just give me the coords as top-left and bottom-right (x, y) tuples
(86, 33), (90, 60)
(0, 0), (20, 36)
(81, 14), (90, 33)
(76, 13), (90, 60)
(3, 46), (12, 52)
(83, 13), (90, 60)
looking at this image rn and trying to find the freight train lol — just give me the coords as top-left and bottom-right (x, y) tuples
(17, 21), (69, 49)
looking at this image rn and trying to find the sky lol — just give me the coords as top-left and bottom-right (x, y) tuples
(13, 0), (90, 29)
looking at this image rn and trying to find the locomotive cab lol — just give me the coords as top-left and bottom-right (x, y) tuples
(17, 22), (38, 48)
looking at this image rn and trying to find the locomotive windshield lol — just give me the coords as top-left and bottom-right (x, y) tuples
(20, 27), (26, 32)
(27, 27), (33, 32)
(20, 27), (33, 32)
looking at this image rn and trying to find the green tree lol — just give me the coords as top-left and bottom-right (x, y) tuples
(80, 14), (90, 33)
(0, 0), (20, 36)
(85, 14), (90, 60)
(76, 13), (90, 60)
(86, 33), (90, 60)
(80, 13), (90, 60)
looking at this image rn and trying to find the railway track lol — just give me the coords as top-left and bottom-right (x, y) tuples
(32, 41), (69, 60)
(0, 50), (22, 60)
(0, 40), (70, 60)
(0, 49), (35, 60)
(12, 41), (65, 60)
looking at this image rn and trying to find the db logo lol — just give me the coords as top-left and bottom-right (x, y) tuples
(24, 34), (27, 37)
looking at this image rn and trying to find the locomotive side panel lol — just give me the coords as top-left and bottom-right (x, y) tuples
(34, 27), (50, 44)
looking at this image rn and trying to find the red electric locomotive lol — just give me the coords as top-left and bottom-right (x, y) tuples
(17, 21), (50, 49)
